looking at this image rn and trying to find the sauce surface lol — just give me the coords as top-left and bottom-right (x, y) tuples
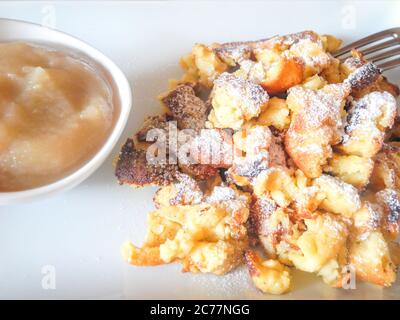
(0, 42), (114, 191)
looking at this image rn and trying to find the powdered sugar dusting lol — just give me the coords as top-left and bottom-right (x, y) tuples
(315, 174), (361, 210)
(289, 38), (331, 71)
(256, 197), (277, 216)
(243, 125), (272, 154)
(187, 266), (253, 299)
(214, 42), (253, 65)
(263, 30), (321, 48)
(170, 172), (204, 205)
(251, 196), (277, 235)
(322, 214), (348, 235)
(364, 202), (383, 230)
(189, 129), (233, 166)
(288, 84), (350, 130)
(295, 143), (324, 155)
(235, 59), (265, 83)
(342, 91), (397, 143)
(343, 57), (364, 70)
(295, 185), (319, 209)
(376, 189), (400, 224)
(206, 185), (249, 215)
(231, 151), (270, 179)
(213, 72), (269, 118)
(344, 62), (381, 90)
(206, 185), (236, 203)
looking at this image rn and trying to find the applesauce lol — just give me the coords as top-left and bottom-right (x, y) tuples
(0, 42), (114, 191)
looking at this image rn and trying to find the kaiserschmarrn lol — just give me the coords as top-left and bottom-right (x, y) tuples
(116, 31), (400, 295)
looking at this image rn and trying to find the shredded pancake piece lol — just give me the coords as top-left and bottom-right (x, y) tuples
(115, 139), (178, 187)
(339, 91), (397, 158)
(161, 84), (209, 130)
(284, 83), (351, 178)
(118, 30), (400, 295)
(208, 72), (269, 130)
(122, 185), (251, 275)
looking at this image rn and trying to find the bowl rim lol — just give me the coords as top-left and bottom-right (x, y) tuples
(0, 18), (132, 204)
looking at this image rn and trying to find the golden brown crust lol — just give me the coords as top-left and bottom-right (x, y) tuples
(345, 62), (381, 92)
(136, 114), (172, 142)
(121, 242), (164, 266)
(375, 189), (400, 240)
(260, 57), (305, 94)
(115, 138), (178, 187)
(161, 84), (209, 130)
(212, 31), (320, 67)
(257, 31), (321, 50)
(378, 76), (400, 97)
(181, 239), (247, 274)
(230, 31), (331, 94)
(389, 241), (400, 266)
(269, 134), (287, 167)
(342, 53), (399, 98)
(213, 41), (254, 66)
(244, 250), (260, 277)
(349, 231), (397, 287)
(249, 197), (293, 259)
(250, 196), (278, 236)
(179, 164), (219, 180)
(370, 143), (400, 191)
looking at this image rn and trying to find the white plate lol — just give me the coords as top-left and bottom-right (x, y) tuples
(0, 0), (399, 299)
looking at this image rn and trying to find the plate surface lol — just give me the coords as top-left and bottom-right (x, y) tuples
(0, 0), (399, 299)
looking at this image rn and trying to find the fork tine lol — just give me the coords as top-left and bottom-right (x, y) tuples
(370, 46), (400, 62)
(336, 37), (400, 61)
(361, 37), (400, 56)
(377, 57), (400, 71)
(334, 27), (400, 57)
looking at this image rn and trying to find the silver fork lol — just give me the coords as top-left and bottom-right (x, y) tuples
(333, 27), (400, 72)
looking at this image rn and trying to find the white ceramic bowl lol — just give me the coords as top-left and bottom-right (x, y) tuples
(0, 18), (132, 205)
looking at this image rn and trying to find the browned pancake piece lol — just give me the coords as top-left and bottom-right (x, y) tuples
(161, 84), (208, 130)
(213, 31), (319, 67)
(345, 62), (381, 91)
(179, 164), (219, 180)
(136, 114), (172, 142)
(249, 196), (277, 236)
(213, 41), (254, 66)
(115, 138), (178, 187)
(342, 54), (399, 98)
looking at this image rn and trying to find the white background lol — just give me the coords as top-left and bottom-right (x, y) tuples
(0, 0), (399, 299)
